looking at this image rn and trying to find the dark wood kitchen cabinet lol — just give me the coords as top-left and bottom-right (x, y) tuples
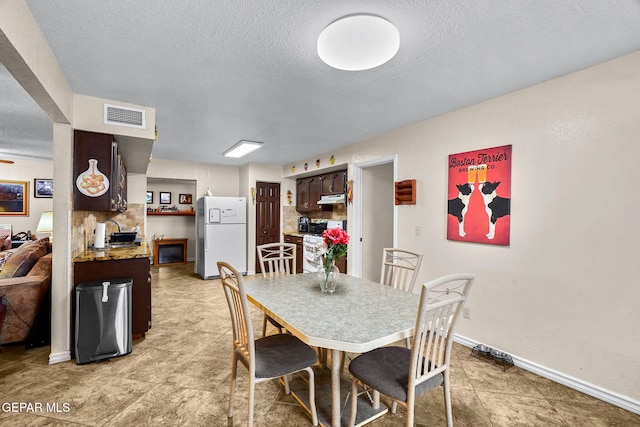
(284, 234), (304, 273)
(73, 257), (151, 340)
(74, 130), (128, 212)
(296, 176), (322, 212)
(320, 170), (347, 195)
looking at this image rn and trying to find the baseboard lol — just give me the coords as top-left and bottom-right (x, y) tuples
(48, 350), (71, 365)
(454, 334), (640, 415)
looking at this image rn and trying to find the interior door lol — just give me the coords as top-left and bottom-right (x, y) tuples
(361, 162), (395, 282)
(255, 181), (281, 271)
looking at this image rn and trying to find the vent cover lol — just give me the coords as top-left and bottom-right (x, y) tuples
(104, 104), (146, 129)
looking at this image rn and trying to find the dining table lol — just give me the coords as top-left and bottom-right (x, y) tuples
(243, 272), (420, 427)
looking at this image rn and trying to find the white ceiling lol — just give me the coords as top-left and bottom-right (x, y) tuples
(2, 0), (640, 166)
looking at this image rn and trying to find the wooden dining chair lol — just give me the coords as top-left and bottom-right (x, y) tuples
(217, 261), (319, 426)
(380, 248), (424, 293)
(256, 243), (296, 335)
(348, 273), (475, 427)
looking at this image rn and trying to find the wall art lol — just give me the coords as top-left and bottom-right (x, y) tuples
(160, 192), (171, 204)
(0, 180), (29, 216)
(34, 178), (53, 198)
(447, 145), (512, 246)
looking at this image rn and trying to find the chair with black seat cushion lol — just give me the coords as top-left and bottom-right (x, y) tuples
(217, 261), (318, 426)
(380, 248), (424, 292)
(256, 243), (297, 336)
(348, 273), (475, 427)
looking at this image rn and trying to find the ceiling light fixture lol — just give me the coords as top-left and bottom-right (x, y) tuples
(317, 14), (400, 71)
(223, 140), (263, 158)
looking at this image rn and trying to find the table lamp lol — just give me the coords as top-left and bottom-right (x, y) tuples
(36, 211), (53, 242)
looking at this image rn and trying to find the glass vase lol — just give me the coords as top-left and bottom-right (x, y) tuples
(318, 262), (339, 293)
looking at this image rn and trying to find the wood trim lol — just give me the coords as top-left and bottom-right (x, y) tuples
(147, 211), (195, 216)
(153, 238), (188, 266)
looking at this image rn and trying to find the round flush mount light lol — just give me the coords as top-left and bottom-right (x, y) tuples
(317, 14), (400, 71)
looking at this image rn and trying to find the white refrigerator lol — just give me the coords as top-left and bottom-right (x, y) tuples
(196, 196), (247, 279)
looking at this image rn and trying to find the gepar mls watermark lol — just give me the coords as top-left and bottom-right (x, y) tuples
(2, 402), (71, 413)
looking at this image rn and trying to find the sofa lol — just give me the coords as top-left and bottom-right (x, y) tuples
(0, 238), (52, 347)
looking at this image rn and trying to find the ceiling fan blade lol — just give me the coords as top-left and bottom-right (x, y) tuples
(0, 159), (15, 164)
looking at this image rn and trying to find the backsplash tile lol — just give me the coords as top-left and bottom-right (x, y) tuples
(72, 204), (146, 256)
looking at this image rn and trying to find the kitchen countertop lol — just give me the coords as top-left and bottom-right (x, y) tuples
(283, 231), (307, 238)
(74, 239), (152, 263)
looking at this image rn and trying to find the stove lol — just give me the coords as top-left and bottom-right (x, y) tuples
(302, 220), (344, 273)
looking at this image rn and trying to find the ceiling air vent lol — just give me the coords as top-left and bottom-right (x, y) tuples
(104, 104), (146, 129)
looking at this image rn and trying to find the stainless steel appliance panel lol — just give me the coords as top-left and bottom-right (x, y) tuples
(75, 279), (132, 364)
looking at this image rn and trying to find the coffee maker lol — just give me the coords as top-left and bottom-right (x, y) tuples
(298, 216), (310, 232)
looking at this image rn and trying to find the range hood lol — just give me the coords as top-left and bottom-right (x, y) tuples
(317, 194), (346, 205)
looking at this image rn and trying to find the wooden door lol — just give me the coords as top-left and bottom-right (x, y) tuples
(255, 182), (281, 271)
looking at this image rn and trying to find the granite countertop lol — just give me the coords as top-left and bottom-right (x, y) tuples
(74, 239), (152, 263)
(283, 231), (307, 238)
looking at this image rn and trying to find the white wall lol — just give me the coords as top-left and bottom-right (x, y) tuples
(284, 52), (640, 405)
(0, 159), (54, 236)
(146, 160), (286, 270)
(147, 158), (240, 198)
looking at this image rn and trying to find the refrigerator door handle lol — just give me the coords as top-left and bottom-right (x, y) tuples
(209, 208), (221, 223)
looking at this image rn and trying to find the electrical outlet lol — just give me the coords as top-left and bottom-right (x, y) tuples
(415, 226), (422, 235)
(463, 308), (471, 319)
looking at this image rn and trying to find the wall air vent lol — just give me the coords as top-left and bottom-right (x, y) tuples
(104, 104), (146, 129)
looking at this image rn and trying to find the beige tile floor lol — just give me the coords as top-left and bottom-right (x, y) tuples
(1, 262), (639, 426)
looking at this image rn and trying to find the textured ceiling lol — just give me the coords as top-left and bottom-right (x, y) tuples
(2, 0), (640, 166)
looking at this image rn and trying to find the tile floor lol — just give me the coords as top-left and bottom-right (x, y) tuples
(1, 262), (638, 426)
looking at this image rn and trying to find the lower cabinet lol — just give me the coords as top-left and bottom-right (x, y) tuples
(73, 257), (151, 345)
(283, 234), (346, 274)
(283, 235), (304, 274)
(335, 255), (347, 274)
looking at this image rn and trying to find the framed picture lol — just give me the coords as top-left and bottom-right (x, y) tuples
(34, 178), (53, 198)
(160, 191), (171, 204)
(179, 193), (193, 204)
(447, 145), (512, 246)
(146, 191), (153, 204)
(0, 180), (29, 216)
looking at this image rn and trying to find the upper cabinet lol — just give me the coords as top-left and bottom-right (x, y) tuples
(296, 176), (322, 212)
(296, 169), (347, 212)
(73, 130), (128, 212)
(320, 171), (346, 195)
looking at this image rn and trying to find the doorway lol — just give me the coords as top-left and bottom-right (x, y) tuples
(254, 181), (281, 272)
(352, 156), (397, 280)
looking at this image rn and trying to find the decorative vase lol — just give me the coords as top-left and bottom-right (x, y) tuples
(318, 262), (339, 293)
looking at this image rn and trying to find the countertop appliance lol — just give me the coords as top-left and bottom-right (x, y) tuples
(196, 196), (247, 279)
(298, 216), (310, 233)
(308, 220), (327, 235)
(302, 220), (344, 273)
